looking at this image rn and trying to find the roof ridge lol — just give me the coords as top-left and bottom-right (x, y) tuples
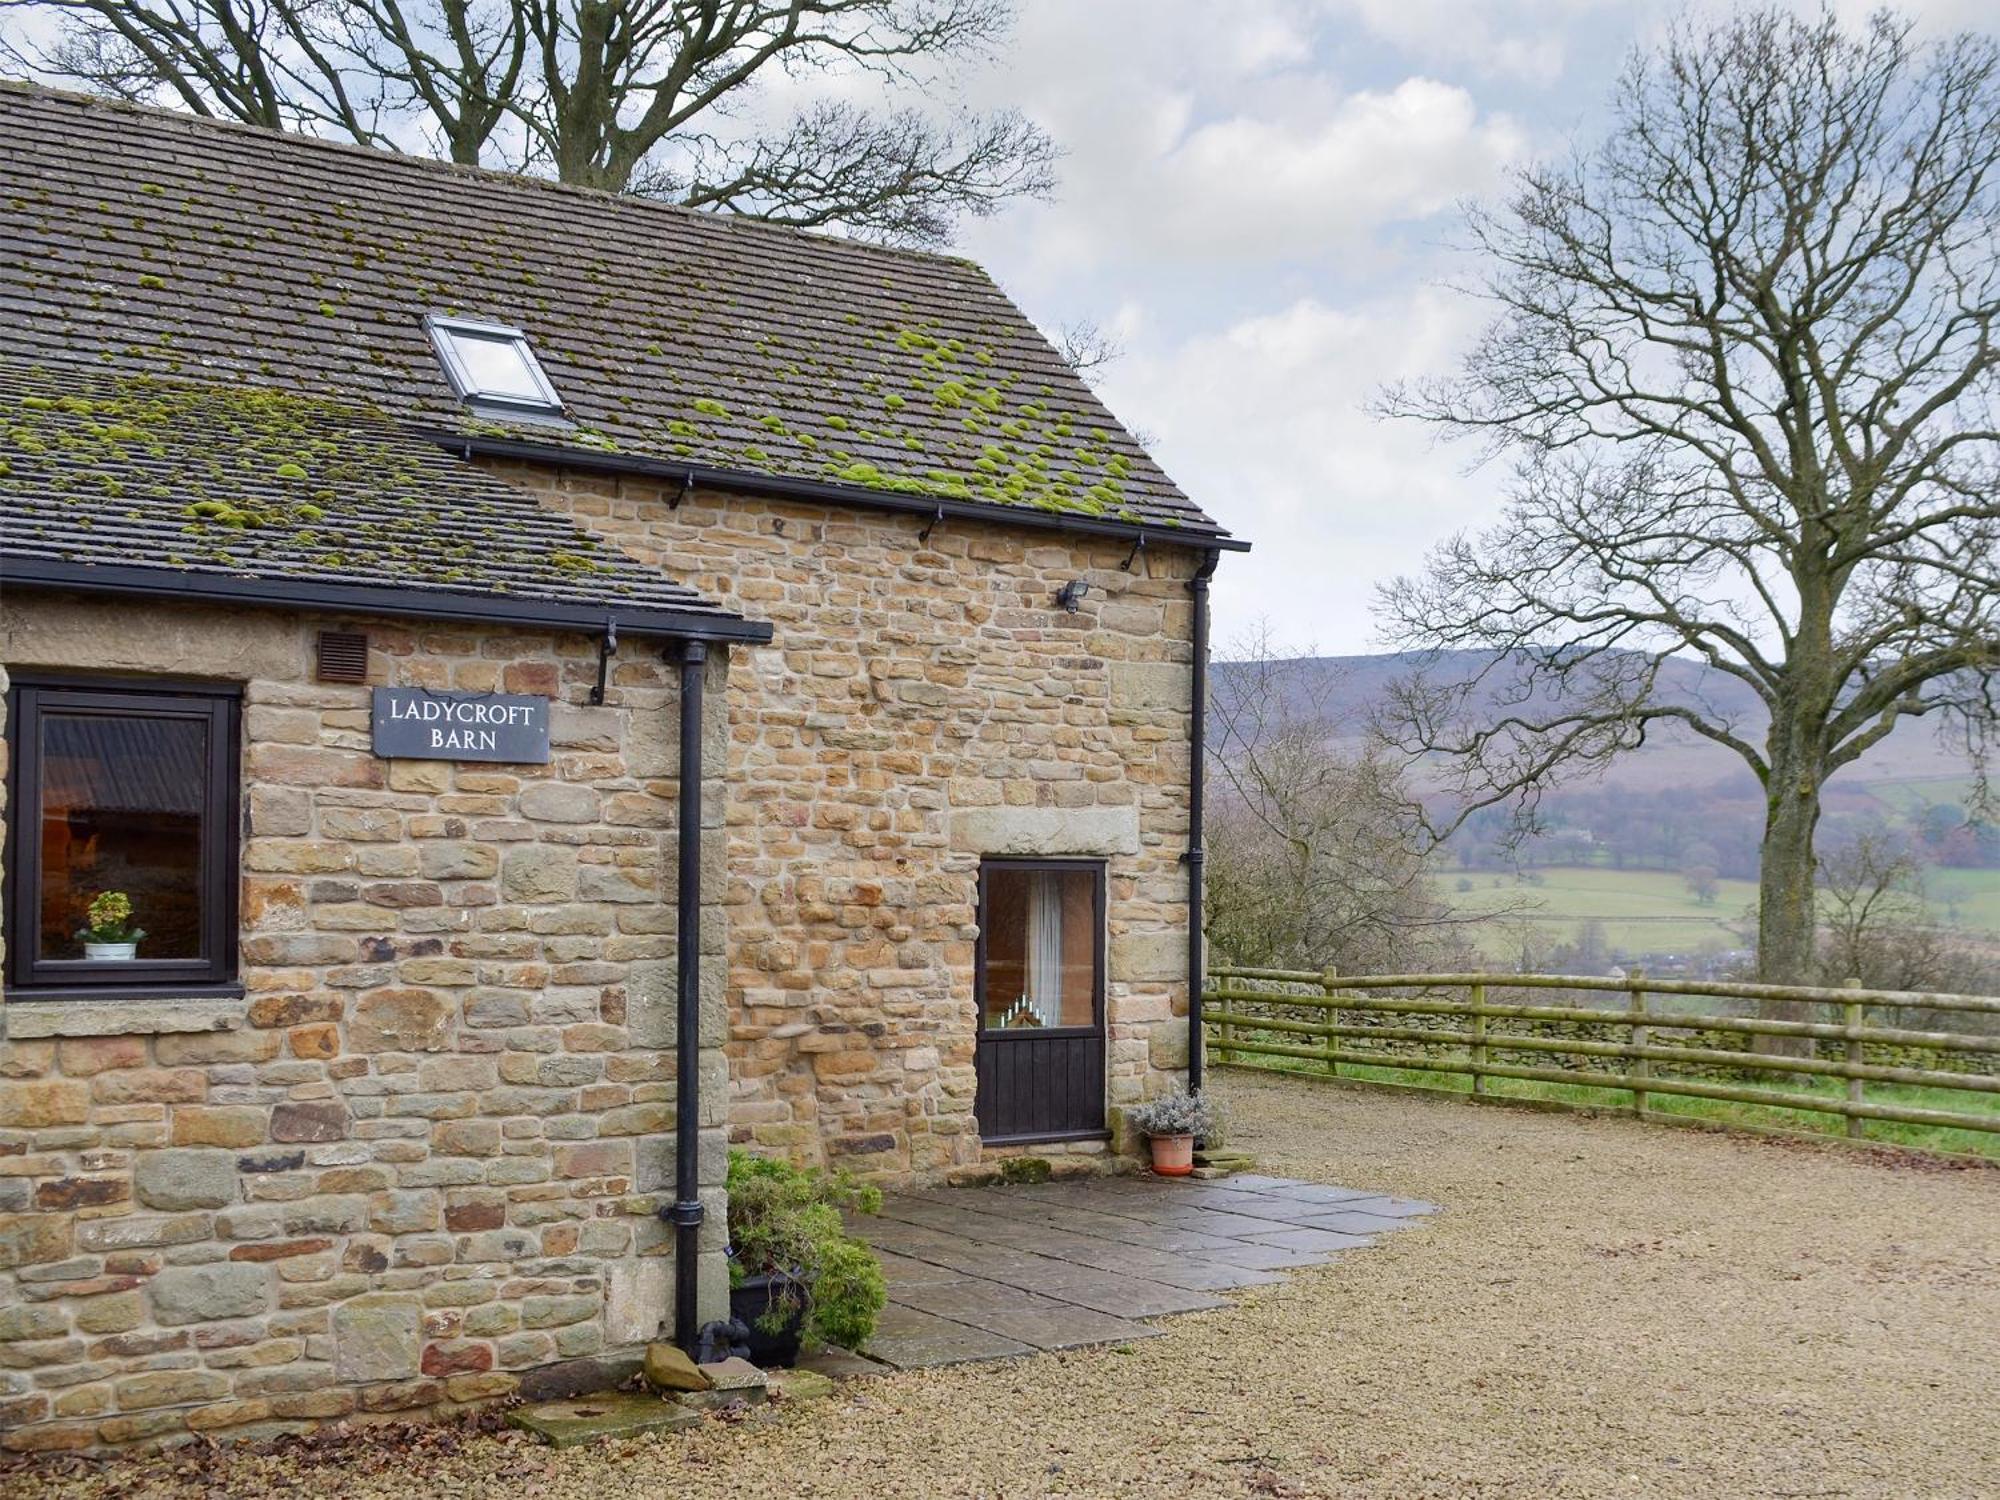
(0, 79), (1001, 280)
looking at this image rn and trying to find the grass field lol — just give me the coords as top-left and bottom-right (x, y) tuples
(1445, 863), (2000, 961)
(1445, 866), (1760, 958)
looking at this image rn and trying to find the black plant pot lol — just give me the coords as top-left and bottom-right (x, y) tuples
(729, 1271), (807, 1367)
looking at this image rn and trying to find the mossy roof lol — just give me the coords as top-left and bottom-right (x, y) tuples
(0, 359), (751, 629)
(0, 82), (1233, 543)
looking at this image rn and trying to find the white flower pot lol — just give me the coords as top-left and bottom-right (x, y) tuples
(84, 942), (138, 961)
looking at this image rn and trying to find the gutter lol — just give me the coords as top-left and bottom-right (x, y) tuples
(1185, 550), (1220, 1094)
(420, 430), (1254, 557)
(662, 641), (709, 1352)
(0, 556), (773, 645)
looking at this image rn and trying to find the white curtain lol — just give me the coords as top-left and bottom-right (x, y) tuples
(1025, 871), (1065, 1025)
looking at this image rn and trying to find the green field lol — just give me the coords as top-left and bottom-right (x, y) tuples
(1445, 866), (1760, 959)
(1445, 864), (2000, 961)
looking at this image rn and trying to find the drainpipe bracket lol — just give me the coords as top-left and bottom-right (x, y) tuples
(662, 1199), (705, 1227)
(588, 618), (619, 706)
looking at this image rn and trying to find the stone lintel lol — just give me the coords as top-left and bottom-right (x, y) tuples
(949, 805), (1141, 857)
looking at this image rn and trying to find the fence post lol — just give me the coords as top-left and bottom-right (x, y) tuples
(1469, 982), (1487, 1097)
(1629, 968), (1649, 1121)
(1321, 965), (1340, 1078)
(1845, 976), (1865, 1141)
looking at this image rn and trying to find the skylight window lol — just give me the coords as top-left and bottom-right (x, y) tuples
(425, 314), (564, 417)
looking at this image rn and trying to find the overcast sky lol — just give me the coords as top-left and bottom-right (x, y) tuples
(940, 0), (1988, 657)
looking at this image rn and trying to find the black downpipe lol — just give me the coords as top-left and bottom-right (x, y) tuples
(1186, 551), (1219, 1094)
(667, 641), (707, 1352)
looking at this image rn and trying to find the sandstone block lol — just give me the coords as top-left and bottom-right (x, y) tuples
(419, 842), (499, 880)
(73, 1291), (144, 1335)
(151, 1263), (269, 1325)
(1111, 929), (1188, 983)
(1107, 660), (1192, 711)
(351, 988), (453, 1053)
(501, 846), (579, 902)
(518, 782), (600, 823)
(520, 1295), (597, 1330)
(269, 1101), (349, 1143)
(133, 1149), (236, 1212)
(333, 1294), (422, 1381)
(606, 1258), (671, 1346)
(54, 1036), (145, 1075)
(1147, 1019), (1191, 1071)
(114, 1370), (231, 1410)
(367, 1190), (441, 1235)
(247, 993), (343, 1028)
(0, 1305), (68, 1342)
(0, 1079), (91, 1128)
(388, 759), (452, 793)
(248, 785), (315, 838)
(642, 1341), (711, 1392)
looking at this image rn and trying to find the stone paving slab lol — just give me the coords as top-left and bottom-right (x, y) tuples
(865, 1303), (1036, 1368)
(859, 1171), (1433, 1371)
(509, 1392), (702, 1447)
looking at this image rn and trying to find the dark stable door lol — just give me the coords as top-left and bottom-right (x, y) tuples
(975, 1027), (1106, 1141)
(973, 860), (1106, 1143)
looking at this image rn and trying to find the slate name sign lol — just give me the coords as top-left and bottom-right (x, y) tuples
(371, 688), (551, 764)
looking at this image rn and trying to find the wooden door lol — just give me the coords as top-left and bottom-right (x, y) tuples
(973, 859), (1107, 1143)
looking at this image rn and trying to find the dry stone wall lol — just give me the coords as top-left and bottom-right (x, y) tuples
(517, 467), (1202, 1179)
(0, 595), (729, 1453)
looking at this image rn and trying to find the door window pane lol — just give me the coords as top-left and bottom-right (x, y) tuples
(981, 866), (1097, 1028)
(38, 711), (209, 961)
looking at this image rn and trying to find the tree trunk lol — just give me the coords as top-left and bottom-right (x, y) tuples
(1755, 755), (1823, 1054)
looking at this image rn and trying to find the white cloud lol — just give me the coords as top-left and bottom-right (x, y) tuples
(1325, 0), (1587, 85)
(1149, 78), (1525, 260)
(1097, 289), (1504, 653)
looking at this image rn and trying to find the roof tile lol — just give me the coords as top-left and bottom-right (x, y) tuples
(0, 83), (1232, 542)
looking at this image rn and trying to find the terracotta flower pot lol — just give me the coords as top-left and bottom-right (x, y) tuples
(1148, 1132), (1195, 1176)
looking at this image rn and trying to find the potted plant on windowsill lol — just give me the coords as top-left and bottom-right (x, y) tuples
(1128, 1084), (1218, 1177)
(76, 891), (145, 961)
(725, 1150), (887, 1367)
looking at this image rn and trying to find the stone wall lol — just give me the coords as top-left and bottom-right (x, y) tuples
(516, 466), (1201, 1179)
(0, 595), (729, 1453)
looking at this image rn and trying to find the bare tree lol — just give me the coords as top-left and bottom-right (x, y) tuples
(1377, 11), (2000, 1000)
(1051, 318), (1121, 386)
(1206, 625), (1483, 974)
(0, 0), (1056, 242)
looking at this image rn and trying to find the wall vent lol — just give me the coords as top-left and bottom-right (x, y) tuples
(316, 630), (369, 684)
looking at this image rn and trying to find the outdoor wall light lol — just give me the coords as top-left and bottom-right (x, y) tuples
(1056, 578), (1091, 613)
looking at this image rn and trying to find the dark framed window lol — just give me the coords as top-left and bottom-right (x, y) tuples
(4, 675), (241, 998)
(975, 859), (1106, 1035)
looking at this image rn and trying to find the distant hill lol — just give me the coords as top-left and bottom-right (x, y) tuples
(1213, 648), (1972, 792)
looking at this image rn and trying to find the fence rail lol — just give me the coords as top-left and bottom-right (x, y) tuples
(1203, 968), (2000, 1146)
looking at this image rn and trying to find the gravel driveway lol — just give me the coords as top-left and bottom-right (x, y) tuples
(16, 1072), (1999, 1499)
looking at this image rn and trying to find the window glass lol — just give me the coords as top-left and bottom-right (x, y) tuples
(981, 866), (1097, 1028)
(445, 328), (550, 403)
(37, 710), (209, 962)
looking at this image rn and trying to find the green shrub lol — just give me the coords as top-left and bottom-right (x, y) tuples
(725, 1151), (885, 1349)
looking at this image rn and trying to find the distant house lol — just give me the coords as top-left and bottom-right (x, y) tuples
(0, 84), (1244, 1448)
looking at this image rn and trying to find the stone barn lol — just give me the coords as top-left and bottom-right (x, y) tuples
(0, 82), (1243, 1449)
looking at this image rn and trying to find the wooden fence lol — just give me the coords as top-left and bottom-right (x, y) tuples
(1203, 968), (2000, 1143)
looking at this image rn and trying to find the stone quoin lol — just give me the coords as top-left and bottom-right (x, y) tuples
(0, 82), (1244, 1453)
